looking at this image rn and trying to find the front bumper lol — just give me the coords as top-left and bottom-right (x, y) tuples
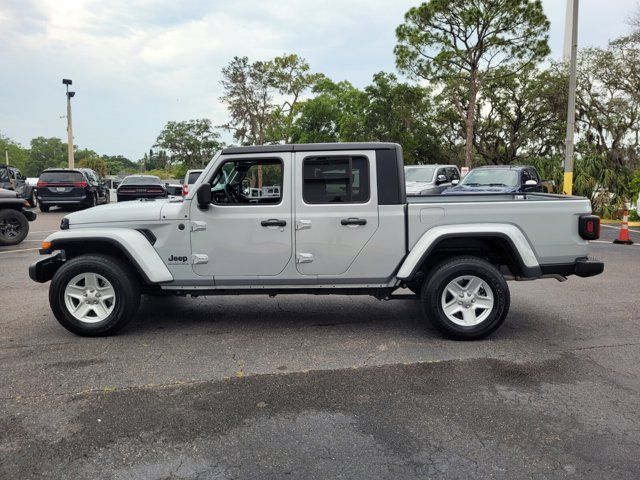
(29, 252), (65, 283)
(540, 258), (604, 278)
(23, 209), (37, 221)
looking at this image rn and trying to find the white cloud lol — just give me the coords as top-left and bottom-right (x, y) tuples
(0, 0), (635, 159)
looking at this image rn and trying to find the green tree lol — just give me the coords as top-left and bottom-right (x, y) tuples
(77, 157), (108, 177)
(395, 0), (550, 168)
(28, 137), (68, 176)
(0, 133), (30, 173)
(290, 78), (367, 143)
(472, 64), (567, 165)
(362, 72), (444, 164)
(154, 119), (224, 169)
(220, 54), (321, 145)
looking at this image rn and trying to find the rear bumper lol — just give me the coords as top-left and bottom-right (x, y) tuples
(540, 258), (604, 278)
(38, 195), (87, 206)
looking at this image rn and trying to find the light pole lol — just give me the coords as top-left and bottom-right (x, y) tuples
(62, 78), (75, 169)
(563, 0), (579, 195)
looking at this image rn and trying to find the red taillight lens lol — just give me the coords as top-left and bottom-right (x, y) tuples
(37, 181), (47, 188)
(72, 181), (87, 187)
(579, 215), (600, 240)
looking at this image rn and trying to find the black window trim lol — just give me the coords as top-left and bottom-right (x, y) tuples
(301, 154), (371, 205)
(206, 156), (285, 207)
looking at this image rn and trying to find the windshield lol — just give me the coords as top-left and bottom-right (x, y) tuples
(40, 171), (84, 183)
(460, 169), (519, 187)
(405, 167), (436, 183)
(121, 175), (163, 185)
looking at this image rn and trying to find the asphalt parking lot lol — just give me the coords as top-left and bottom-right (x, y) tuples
(1, 208), (639, 479)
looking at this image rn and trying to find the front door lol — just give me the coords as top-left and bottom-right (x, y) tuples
(294, 150), (379, 276)
(190, 154), (292, 281)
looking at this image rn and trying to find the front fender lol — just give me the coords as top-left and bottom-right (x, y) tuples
(396, 223), (541, 280)
(37, 228), (173, 284)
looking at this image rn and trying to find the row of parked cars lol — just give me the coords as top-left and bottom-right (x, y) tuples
(404, 164), (552, 196)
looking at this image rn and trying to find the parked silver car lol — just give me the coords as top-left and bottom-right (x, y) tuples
(405, 165), (460, 195)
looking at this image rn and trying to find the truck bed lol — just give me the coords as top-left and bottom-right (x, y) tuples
(406, 192), (592, 265)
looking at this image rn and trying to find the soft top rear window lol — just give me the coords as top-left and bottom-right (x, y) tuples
(121, 176), (163, 185)
(188, 171), (202, 184)
(40, 171), (84, 182)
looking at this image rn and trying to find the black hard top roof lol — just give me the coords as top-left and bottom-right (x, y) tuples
(221, 142), (400, 155)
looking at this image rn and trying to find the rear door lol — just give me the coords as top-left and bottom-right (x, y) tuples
(294, 150), (379, 276)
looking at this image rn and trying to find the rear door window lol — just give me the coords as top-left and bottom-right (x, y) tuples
(302, 156), (369, 204)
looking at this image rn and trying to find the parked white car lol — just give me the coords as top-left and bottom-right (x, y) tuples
(405, 165), (460, 195)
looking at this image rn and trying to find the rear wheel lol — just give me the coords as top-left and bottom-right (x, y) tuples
(49, 254), (141, 336)
(0, 209), (29, 246)
(421, 256), (510, 340)
(40, 204), (50, 212)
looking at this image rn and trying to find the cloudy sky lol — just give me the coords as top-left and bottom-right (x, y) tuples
(0, 0), (636, 160)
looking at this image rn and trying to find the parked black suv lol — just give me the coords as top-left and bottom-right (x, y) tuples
(0, 165), (37, 207)
(37, 168), (109, 212)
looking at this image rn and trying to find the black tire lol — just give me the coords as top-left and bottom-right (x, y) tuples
(0, 209), (29, 246)
(421, 256), (510, 340)
(40, 204), (50, 212)
(49, 254), (141, 336)
(28, 190), (37, 208)
(87, 193), (97, 208)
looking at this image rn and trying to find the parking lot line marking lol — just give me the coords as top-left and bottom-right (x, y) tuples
(0, 247), (40, 254)
(601, 224), (640, 234)
(590, 240), (640, 246)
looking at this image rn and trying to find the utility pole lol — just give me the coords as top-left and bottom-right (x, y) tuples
(62, 79), (75, 169)
(563, 0), (579, 195)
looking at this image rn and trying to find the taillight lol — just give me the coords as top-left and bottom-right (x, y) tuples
(37, 181), (48, 188)
(579, 215), (600, 240)
(73, 181), (87, 187)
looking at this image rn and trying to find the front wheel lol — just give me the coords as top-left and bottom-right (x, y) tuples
(421, 256), (510, 340)
(28, 190), (37, 208)
(49, 254), (141, 336)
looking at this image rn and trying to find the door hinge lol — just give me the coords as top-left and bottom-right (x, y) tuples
(191, 221), (207, 232)
(296, 252), (314, 264)
(192, 254), (209, 265)
(296, 219), (312, 231)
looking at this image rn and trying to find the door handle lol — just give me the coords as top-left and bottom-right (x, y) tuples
(340, 218), (367, 226)
(261, 219), (287, 227)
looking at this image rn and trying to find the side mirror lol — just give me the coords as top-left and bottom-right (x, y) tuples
(451, 179), (460, 185)
(196, 183), (212, 209)
(436, 174), (447, 184)
(524, 179), (538, 186)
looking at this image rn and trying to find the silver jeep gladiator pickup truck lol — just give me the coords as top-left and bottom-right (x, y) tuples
(29, 143), (603, 339)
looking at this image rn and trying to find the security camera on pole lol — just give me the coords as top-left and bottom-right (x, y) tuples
(62, 79), (75, 169)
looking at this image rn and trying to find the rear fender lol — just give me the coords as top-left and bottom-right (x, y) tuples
(396, 223), (540, 280)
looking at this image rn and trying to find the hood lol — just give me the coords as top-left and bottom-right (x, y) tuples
(442, 185), (518, 195)
(405, 181), (433, 194)
(64, 199), (170, 225)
